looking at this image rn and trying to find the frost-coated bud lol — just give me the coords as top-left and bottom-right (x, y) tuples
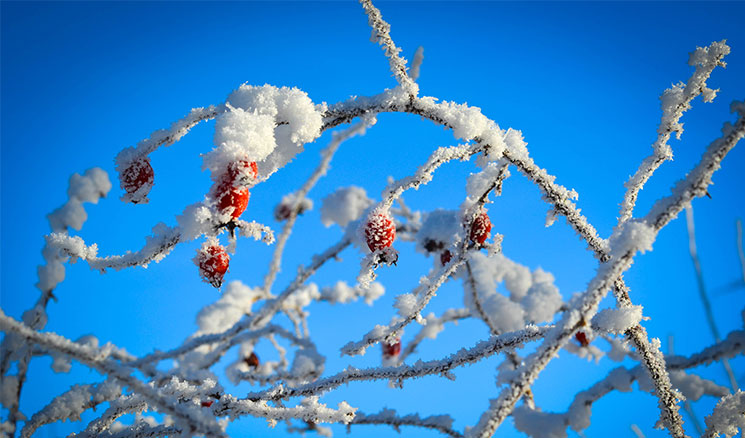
(196, 243), (230, 288)
(469, 210), (492, 245)
(120, 157), (154, 203)
(365, 212), (396, 252)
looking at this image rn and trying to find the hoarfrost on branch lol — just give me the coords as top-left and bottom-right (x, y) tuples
(1, 2), (744, 438)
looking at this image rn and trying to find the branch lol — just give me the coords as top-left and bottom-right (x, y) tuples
(242, 325), (549, 402)
(397, 308), (471, 365)
(619, 41), (730, 223)
(351, 408), (462, 438)
(358, 0), (418, 95)
(0, 310), (226, 438)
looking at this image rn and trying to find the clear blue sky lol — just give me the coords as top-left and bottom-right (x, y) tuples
(2, 2), (744, 437)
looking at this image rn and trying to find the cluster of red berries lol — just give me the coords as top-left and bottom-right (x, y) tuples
(196, 244), (230, 288)
(364, 212), (396, 252)
(121, 157), (155, 203)
(212, 160), (258, 221)
(469, 209), (492, 245)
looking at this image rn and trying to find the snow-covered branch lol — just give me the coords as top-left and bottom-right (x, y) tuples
(619, 41), (730, 224)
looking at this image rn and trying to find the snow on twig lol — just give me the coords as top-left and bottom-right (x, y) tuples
(246, 325), (549, 402)
(0, 310), (226, 438)
(351, 408), (462, 438)
(359, 0), (418, 95)
(619, 41), (730, 223)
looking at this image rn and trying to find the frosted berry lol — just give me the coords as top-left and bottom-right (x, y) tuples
(575, 331), (589, 347)
(244, 351), (260, 368)
(214, 182), (250, 220)
(440, 250), (452, 266)
(226, 160), (258, 186)
(197, 245), (230, 288)
(469, 210), (492, 245)
(382, 339), (401, 359)
(121, 157), (154, 202)
(365, 213), (396, 252)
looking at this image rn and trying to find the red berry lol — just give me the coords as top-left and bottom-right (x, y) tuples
(226, 160), (258, 186)
(214, 182), (250, 220)
(382, 339), (401, 358)
(365, 213), (396, 252)
(440, 250), (452, 266)
(197, 245), (230, 288)
(575, 331), (589, 347)
(469, 210), (492, 245)
(244, 351), (260, 368)
(121, 157), (154, 202)
(201, 400), (214, 408)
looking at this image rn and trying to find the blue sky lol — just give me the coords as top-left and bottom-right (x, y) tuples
(2, 2), (745, 437)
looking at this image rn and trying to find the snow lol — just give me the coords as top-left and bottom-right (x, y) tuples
(196, 281), (266, 334)
(415, 209), (460, 254)
(320, 186), (374, 228)
(320, 281), (384, 305)
(704, 391), (745, 438)
(591, 305), (643, 334)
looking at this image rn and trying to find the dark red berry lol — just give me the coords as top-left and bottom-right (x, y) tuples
(382, 339), (401, 358)
(440, 250), (452, 266)
(575, 331), (589, 347)
(469, 210), (492, 245)
(197, 245), (230, 288)
(121, 157), (154, 202)
(201, 400), (214, 408)
(244, 351), (260, 368)
(365, 213), (396, 252)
